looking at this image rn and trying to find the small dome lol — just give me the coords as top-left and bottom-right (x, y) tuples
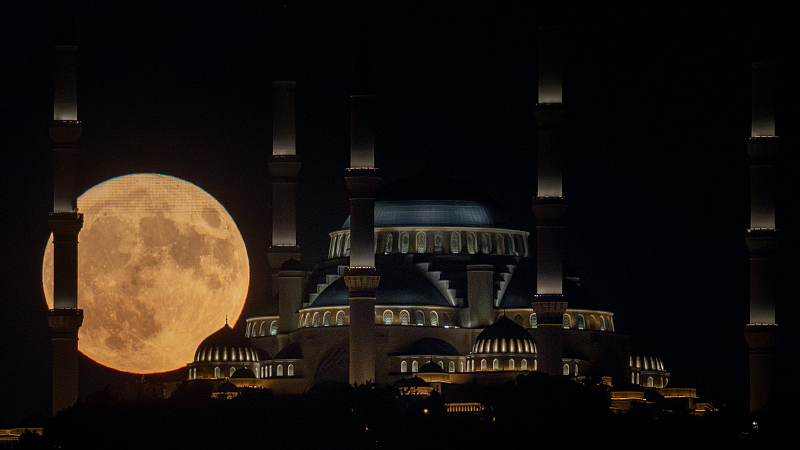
(472, 315), (536, 355)
(419, 361), (445, 374)
(214, 381), (239, 393)
(194, 324), (261, 363)
(398, 338), (460, 357)
(231, 367), (256, 379)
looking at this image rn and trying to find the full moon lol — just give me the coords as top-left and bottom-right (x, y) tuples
(43, 174), (249, 374)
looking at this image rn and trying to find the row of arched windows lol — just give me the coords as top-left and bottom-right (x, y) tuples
(400, 360), (458, 374)
(246, 320), (278, 337)
(300, 310), (346, 328)
(299, 309), (453, 328)
(467, 358), (535, 372)
(562, 313), (610, 331)
(328, 230), (529, 258)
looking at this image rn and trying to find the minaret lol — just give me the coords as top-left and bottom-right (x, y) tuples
(47, 23), (84, 414)
(531, 26), (568, 377)
(268, 81), (303, 315)
(744, 62), (779, 413)
(344, 95), (381, 385)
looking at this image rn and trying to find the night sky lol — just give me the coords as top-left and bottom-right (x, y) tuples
(3, 1), (798, 425)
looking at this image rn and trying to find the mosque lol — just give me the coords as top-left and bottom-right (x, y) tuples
(180, 29), (695, 412)
(45, 18), (780, 416)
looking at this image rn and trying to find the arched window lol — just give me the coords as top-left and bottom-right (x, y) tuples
(534, 359), (538, 371)
(303, 314), (310, 327)
(631, 373), (636, 384)
(344, 234), (351, 256)
(412, 361), (419, 373)
(401, 361), (408, 373)
(429, 311), (439, 327)
(496, 235), (505, 255)
(466, 232), (477, 254)
(400, 232), (410, 253)
(589, 314), (597, 329)
(400, 310), (410, 325)
(521, 359), (528, 371)
(437, 361), (444, 369)
(509, 359), (515, 370)
(270, 320), (278, 335)
(416, 232), (427, 253)
(298, 314), (304, 328)
(505, 234), (514, 255)
(312, 312), (320, 327)
(383, 310), (394, 325)
(480, 359), (487, 371)
(480, 233), (491, 254)
(636, 373), (640, 385)
(514, 234), (524, 256)
(434, 234), (443, 253)
(322, 312), (331, 327)
(385, 234), (394, 253)
(529, 313), (537, 328)
(336, 310), (345, 326)
(493, 359), (500, 370)
(214, 367), (220, 378)
(575, 364), (579, 377)
(415, 310), (425, 326)
(450, 232), (461, 254)
(562, 314), (571, 329)
(288, 364), (294, 377)
(336, 234), (344, 257)
(563, 364), (570, 376)
(246, 322), (252, 337)
(230, 367), (236, 377)
(646, 376), (654, 388)
(268, 365), (272, 377)
(460, 361), (465, 373)
(277, 365), (284, 377)
(600, 316), (607, 331)
(449, 361), (455, 373)
(577, 314), (586, 330)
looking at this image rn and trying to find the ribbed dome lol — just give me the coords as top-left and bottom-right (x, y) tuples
(630, 355), (666, 372)
(472, 315), (536, 355)
(194, 324), (261, 363)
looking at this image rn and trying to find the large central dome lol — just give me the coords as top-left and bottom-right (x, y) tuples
(342, 200), (501, 228)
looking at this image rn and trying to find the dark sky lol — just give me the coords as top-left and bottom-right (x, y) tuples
(3, 1), (798, 424)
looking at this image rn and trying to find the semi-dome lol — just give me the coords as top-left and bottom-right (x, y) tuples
(194, 324), (261, 363)
(472, 315), (536, 355)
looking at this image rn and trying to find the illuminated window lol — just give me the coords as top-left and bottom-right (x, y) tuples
(430, 311), (439, 327)
(646, 376), (653, 388)
(600, 316), (607, 331)
(288, 364), (294, 377)
(416, 232), (427, 253)
(563, 364), (570, 376)
(214, 367), (220, 378)
(336, 310), (345, 326)
(496, 235), (505, 254)
(434, 234), (443, 253)
(480, 233), (491, 254)
(562, 314), (571, 329)
(383, 310), (394, 325)
(322, 312), (331, 327)
(575, 364), (579, 377)
(493, 359), (500, 370)
(505, 235), (514, 255)
(401, 361), (407, 373)
(460, 361), (464, 373)
(529, 313), (537, 328)
(400, 310), (410, 325)
(336, 234), (344, 257)
(480, 359), (487, 371)
(385, 234), (394, 253)
(230, 367), (236, 377)
(466, 232), (477, 254)
(450, 232), (461, 253)
(246, 322), (252, 337)
(412, 361), (419, 373)
(521, 359), (527, 371)
(298, 314), (304, 327)
(415, 310), (425, 326)
(534, 359), (538, 371)
(514, 235), (524, 256)
(589, 314), (596, 329)
(312, 312), (320, 327)
(577, 314), (585, 330)
(400, 232), (410, 253)
(277, 364), (284, 377)
(636, 373), (640, 385)
(509, 359), (515, 370)
(449, 361), (455, 373)
(344, 234), (350, 257)
(437, 361), (444, 369)
(269, 365), (272, 377)
(270, 321), (278, 335)
(636, 356), (641, 368)
(631, 373), (635, 384)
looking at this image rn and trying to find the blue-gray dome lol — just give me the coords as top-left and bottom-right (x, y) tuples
(341, 200), (507, 229)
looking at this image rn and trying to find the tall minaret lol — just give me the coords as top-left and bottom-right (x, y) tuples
(744, 62), (780, 413)
(47, 12), (84, 414)
(531, 26), (568, 377)
(268, 81), (302, 304)
(344, 95), (381, 385)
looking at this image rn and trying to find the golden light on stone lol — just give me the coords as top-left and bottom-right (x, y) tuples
(43, 174), (249, 374)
